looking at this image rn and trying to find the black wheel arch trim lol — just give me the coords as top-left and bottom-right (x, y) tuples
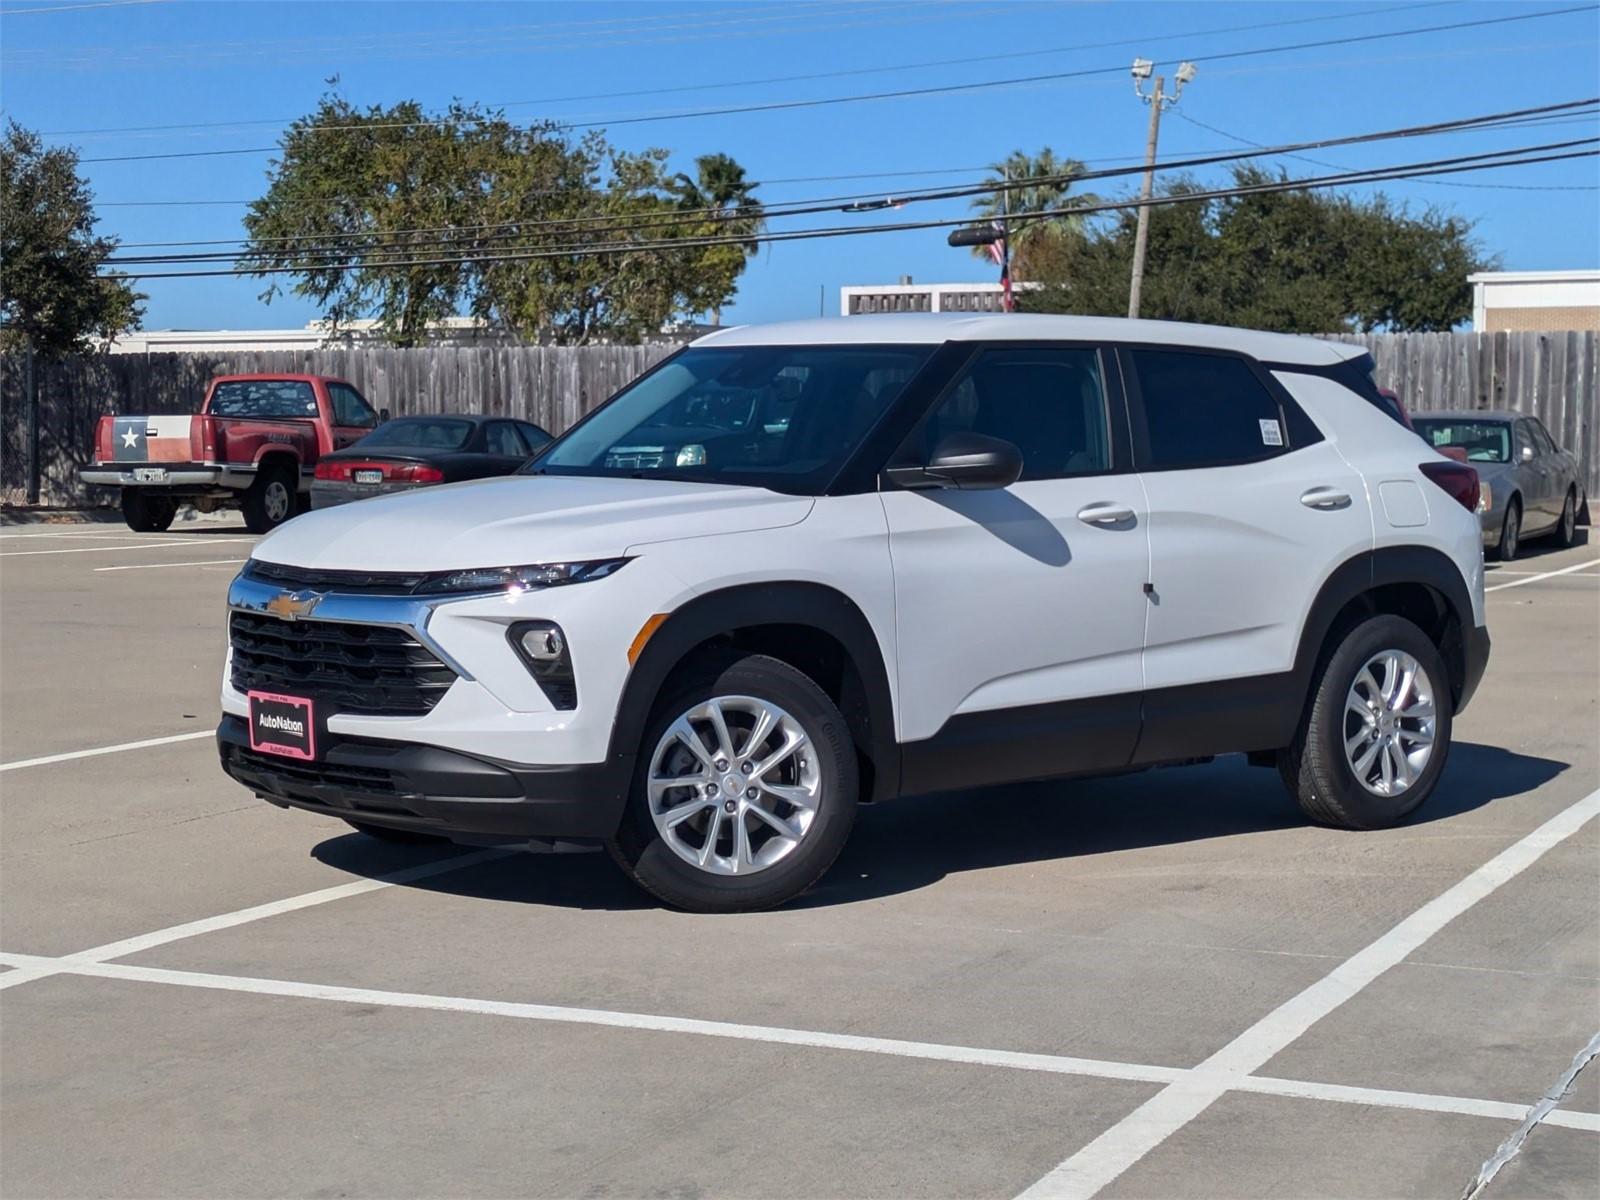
(606, 581), (901, 804)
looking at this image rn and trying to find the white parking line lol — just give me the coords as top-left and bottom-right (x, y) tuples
(93, 558), (246, 572)
(0, 537), (254, 558)
(1015, 785), (1600, 1199)
(1486, 559), (1600, 592)
(0, 950), (1594, 1135)
(0, 730), (215, 773)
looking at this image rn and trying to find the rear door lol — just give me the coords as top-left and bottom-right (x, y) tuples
(882, 344), (1150, 791)
(327, 382), (379, 450)
(1125, 347), (1372, 760)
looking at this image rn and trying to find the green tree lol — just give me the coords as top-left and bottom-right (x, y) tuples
(961, 148), (1101, 281)
(0, 121), (143, 357)
(670, 153), (766, 325)
(1020, 165), (1490, 332)
(241, 96), (763, 346)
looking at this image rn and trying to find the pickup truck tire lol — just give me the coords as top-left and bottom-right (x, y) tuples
(243, 466), (296, 534)
(1279, 614), (1451, 831)
(121, 488), (177, 533)
(609, 651), (858, 913)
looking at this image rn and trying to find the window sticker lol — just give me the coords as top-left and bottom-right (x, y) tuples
(1259, 418), (1284, 447)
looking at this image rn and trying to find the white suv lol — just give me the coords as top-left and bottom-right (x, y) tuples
(219, 314), (1490, 912)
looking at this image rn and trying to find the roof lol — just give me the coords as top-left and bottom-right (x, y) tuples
(210, 373), (353, 385)
(693, 313), (1360, 366)
(1412, 409), (1523, 422)
(1467, 269), (1600, 284)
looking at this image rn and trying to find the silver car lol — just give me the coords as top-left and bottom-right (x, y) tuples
(1412, 410), (1586, 560)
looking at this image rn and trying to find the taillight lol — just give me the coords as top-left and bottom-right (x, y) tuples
(397, 464), (444, 484)
(313, 461), (345, 481)
(196, 416), (217, 463)
(1419, 461), (1480, 512)
(94, 417), (112, 463)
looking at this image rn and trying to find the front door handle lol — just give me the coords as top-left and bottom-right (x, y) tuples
(1077, 502), (1136, 526)
(1300, 487), (1352, 510)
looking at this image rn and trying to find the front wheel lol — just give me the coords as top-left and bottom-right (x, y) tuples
(1279, 614), (1452, 830)
(609, 653), (858, 913)
(1489, 498), (1520, 561)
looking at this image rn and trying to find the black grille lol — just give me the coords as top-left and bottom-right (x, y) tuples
(228, 745), (401, 798)
(245, 559), (428, 595)
(229, 611), (456, 716)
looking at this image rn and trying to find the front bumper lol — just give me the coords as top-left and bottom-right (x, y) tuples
(217, 715), (629, 845)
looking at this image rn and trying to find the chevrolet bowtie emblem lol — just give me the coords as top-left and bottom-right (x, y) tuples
(264, 590), (322, 621)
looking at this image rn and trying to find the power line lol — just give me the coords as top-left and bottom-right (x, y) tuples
(99, 99), (1599, 259)
(70, 5), (1598, 164)
(1, 0), (168, 13)
(105, 144), (1600, 281)
(1173, 108), (1600, 191)
(37, 1), (1450, 138)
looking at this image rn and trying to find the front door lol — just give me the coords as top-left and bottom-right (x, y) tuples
(881, 345), (1150, 794)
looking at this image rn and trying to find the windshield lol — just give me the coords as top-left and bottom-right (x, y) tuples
(209, 380), (319, 419)
(1413, 419), (1510, 463)
(530, 345), (934, 492)
(357, 418), (473, 451)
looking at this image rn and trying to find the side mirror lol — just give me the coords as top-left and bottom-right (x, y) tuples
(885, 432), (1023, 491)
(379, 407), (391, 423)
(1520, 445), (1535, 463)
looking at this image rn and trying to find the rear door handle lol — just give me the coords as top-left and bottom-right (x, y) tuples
(1077, 502), (1136, 526)
(1300, 487), (1352, 510)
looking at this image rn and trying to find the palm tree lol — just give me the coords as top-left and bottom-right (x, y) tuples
(672, 154), (766, 324)
(964, 148), (1101, 280)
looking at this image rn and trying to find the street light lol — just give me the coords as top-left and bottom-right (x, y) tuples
(1126, 59), (1198, 318)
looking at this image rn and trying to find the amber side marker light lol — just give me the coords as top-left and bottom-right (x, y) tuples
(628, 614), (670, 664)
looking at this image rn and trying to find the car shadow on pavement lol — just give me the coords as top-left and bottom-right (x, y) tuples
(309, 740), (1567, 912)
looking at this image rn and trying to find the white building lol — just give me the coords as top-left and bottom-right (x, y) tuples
(105, 318), (506, 354)
(840, 277), (1039, 317)
(1469, 270), (1600, 333)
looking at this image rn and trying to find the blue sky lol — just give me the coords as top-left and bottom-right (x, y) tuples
(2, 0), (1597, 331)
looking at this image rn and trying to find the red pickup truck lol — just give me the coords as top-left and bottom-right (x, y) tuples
(82, 374), (386, 532)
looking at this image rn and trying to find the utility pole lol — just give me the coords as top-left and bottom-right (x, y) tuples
(999, 162), (1013, 313)
(1127, 58), (1196, 319)
(25, 339), (40, 506)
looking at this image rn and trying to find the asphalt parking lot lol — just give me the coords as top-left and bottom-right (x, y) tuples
(1, 515), (1596, 1199)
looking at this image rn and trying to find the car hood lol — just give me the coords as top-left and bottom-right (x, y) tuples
(253, 474), (814, 571)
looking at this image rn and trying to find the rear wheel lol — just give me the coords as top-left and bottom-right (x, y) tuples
(121, 488), (176, 533)
(1489, 497), (1521, 562)
(609, 652), (858, 912)
(1553, 488), (1578, 548)
(242, 466), (296, 534)
(1279, 614), (1451, 830)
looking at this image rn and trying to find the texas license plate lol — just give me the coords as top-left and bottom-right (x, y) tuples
(353, 469), (383, 485)
(133, 467), (168, 483)
(248, 690), (317, 760)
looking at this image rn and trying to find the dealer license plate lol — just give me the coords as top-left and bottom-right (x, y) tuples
(248, 690), (317, 760)
(133, 467), (168, 483)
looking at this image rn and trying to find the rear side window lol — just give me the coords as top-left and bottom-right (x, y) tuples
(209, 380), (318, 419)
(485, 422), (529, 456)
(1128, 350), (1285, 469)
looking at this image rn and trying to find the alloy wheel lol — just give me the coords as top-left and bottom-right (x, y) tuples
(1343, 650), (1437, 797)
(647, 695), (820, 876)
(264, 481), (291, 523)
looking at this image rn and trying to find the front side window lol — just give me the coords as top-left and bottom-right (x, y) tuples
(1412, 419), (1510, 464)
(1530, 420), (1559, 456)
(911, 347), (1111, 481)
(1130, 350), (1285, 469)
(208, 380), (318, 420)
(329, 383), (377, 429)
(532, 345), (934, 493)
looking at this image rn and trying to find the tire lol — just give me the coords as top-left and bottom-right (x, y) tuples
(1488, 497), (1521, 562)
(1279, 614), (1452, 830)
(608, 652), (858, 913)
(121, 488), (176, 533)
(242, 466), (296, 534)
(1552, 488), (1578, 548)
(343, 819), (450, 845)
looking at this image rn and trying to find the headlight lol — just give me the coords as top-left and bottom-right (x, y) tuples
(413, 558), (628, 596)
(1477, 481), (1492, 513)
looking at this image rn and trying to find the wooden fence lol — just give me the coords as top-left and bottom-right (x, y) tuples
(2, 332), (1595, 508)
